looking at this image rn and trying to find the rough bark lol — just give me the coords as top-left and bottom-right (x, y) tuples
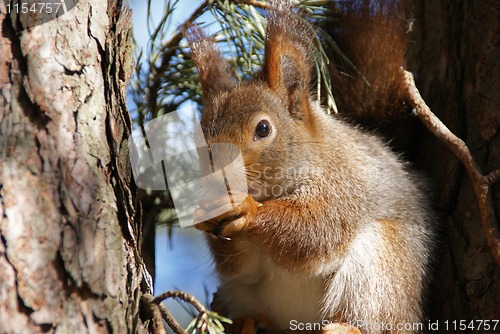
(407, 0), (500, 322)
(0, 0), (148, 333)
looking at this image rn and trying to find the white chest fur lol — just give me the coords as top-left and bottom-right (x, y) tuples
(216, 249), (325, 330)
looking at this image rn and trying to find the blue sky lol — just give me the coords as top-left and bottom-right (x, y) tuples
(128, 1), (219, 330)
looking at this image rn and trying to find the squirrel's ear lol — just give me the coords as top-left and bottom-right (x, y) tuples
(264, 4), (314, 119)
(185, 26), (235, 100)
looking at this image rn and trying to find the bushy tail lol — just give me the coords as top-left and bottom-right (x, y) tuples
(326, 0), (413, 129)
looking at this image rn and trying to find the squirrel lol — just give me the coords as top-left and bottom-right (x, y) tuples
(186, 0), (434, 333)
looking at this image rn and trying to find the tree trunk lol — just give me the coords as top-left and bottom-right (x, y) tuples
(408, 0), (500, 322)
(0, 1), (147, 333)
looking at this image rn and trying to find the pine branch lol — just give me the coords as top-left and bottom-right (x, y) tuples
(147, 1), (209, 117)
(234, 0), (270, 9)
(131, 0), (338, 129)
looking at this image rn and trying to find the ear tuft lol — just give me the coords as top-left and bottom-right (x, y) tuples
(185, 26), (235, 100)
(264, 1), (315, 118)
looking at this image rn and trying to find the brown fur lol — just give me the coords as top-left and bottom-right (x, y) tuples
(327, 0), (411, 122)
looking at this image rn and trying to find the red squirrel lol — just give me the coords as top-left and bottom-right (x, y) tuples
(187, 1), (434, 333)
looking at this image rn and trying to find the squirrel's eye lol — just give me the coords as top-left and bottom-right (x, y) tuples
(255, 120), (272, 139)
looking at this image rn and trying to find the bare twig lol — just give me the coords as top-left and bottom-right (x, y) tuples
(403, 70), (500, 266)
(155, 299), (187, 334)
(142, 289), (227, 333)
(153, 290), (215, 333)
(487, 169), (500, 185)
(141, 293), (171, 334)
(154, 290), (207, 314)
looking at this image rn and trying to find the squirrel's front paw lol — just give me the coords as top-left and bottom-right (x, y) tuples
(194, 193), (260, 239)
